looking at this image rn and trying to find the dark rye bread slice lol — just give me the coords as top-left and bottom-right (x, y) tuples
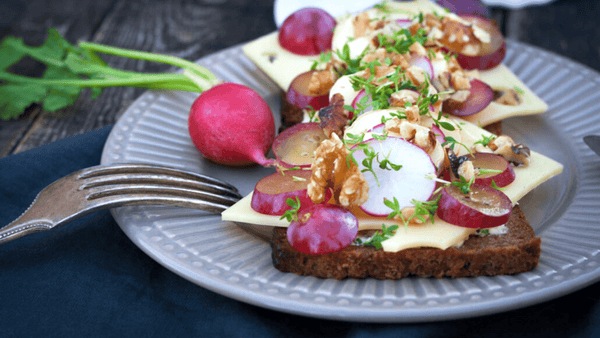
(270, 205), (540, 280)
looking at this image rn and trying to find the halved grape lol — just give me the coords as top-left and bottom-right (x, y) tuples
(251, 169), (330, 215)
(469, 152), (516, 187)
(456, 15), (505, 70)
(442, 78), (493, 116)
(286, 70), (330, 111)
(287, 204), (358, 255)
(278, 8), (336, 56)
(272, 122), (326, 168)
(437, 184), (512, 228)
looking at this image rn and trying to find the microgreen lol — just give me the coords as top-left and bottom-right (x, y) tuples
(354, 223), (399, 249)
(442, 136), (472, 155)
(491, 180), (507, 191)
(452, 175), (475, 194)
(0, 28), (217, 120)
(310, 51), (332, 70)
(474, 134), (496, 147)
(384, 196), (439, 227)
(305, 105), (319, 122)
(280, 197), (301, 222)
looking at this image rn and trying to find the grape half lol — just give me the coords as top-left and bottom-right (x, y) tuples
(278, 8), (336, 56)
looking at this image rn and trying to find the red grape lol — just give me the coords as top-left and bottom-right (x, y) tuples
(278, 8), (336, 56)
(287, 204), (358, 255)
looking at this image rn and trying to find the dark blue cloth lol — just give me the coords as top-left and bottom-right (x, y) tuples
(1, 126), (600, 337)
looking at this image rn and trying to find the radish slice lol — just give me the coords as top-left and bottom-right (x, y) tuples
(437, 184), (512, 228)
(287, 204), (358, 255)
(409, 55), (434, 80)
(442, 78), (493, 116)
(396, 19), (413, 29)
(286, 70), (330, 111)
(456, 15), (505, 70)
(350, 89), (373, 116)
(272, 122), (326, 168)
(469, 153), (516, 187)
(278, 8), (336, 56)
(430, 124), (446, 147)
(353, 137), (437, 216)
(251, 169), (330, 215)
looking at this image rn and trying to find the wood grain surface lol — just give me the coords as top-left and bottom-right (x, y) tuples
(0, 0), (598, 158)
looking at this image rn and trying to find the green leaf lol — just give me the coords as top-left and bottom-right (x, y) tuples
(0, 84), (46, 119)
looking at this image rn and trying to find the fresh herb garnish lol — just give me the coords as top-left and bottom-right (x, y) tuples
(280, 197), (301, 222)
(451, 175), (475, 194)
(442, 136), (473, 155)
(355, 223), (399, 249)
(0, 28), (218, 120)
(310, 51), (333, 70)
(474, 134), (496, 147)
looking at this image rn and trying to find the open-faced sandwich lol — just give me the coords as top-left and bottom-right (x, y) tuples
(221, 0), (563, 280)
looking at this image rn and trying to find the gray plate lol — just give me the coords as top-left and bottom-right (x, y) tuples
(101, 40), (600, 323)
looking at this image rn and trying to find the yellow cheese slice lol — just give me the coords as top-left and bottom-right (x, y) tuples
(241, 0), (548, 127)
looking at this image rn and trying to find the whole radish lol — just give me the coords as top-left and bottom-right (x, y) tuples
(188, 83), (276, 166)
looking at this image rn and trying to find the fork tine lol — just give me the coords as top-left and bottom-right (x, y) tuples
(79, 166), (242, 199)
(79, 163), (239, 192)
(85, 184), (241, 205)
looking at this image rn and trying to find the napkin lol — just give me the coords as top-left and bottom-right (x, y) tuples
(1, 126), (599, 337)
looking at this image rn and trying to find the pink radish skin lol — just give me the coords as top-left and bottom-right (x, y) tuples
(351, 89), (372, 116)
(251, 170), (331, 215)
(188, 83), (276, 167)
(272, 122), (326, 168)
(287, 204), (358, 255)
(353, 137), (437, 217)
(396, 19), (413, 29)
(409, 55), (434, 80)
(437, 184), (512, 228)
(468, 153), (516, 187)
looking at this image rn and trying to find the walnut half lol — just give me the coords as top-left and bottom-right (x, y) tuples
(307, 133), (369, 208)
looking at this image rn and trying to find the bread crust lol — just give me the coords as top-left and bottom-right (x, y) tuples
(271, 205), (540, 280)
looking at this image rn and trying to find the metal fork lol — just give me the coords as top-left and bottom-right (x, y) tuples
(1, 163), (242, 244)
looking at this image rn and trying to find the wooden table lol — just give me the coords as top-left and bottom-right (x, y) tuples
(1, 0), (598, 159)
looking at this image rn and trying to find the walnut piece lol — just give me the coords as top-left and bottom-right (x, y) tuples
(308, 69), (336, 96)
(308, 133), (369, 208)
(319, 93), (349, 139)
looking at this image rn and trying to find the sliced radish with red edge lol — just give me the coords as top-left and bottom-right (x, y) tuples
(409, 55), (434, 80)
(353, 137), (437, 216)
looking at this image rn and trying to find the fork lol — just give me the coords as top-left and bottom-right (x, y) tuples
(0, 163), (242, 244)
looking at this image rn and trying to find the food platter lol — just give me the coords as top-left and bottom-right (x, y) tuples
(101, 40), (600, 322)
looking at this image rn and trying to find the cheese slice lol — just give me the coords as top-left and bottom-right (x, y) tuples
(241, 0), (548, 127)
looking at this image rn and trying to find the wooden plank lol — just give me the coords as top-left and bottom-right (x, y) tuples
(7, 0), (277, 155)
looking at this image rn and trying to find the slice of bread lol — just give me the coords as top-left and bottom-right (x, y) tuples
(270, 205), (540, 279)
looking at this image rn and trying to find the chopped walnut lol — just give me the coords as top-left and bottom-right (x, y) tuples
(385, 118), (436, 152)
(362, 48), (410, 69)
(457, 160), (477, 181)
(353, 12), (371, 38)
(389, 90), (420, 110)
(451, 71), (471, 91)
(493, 89), (521, 106)
(406, 66), (427, 87)
(308, 133), (369, 207)
(488, 135), (531, 166)
(409, 41), (427, 57)
(399, 207), (430, 225)
(319, 94), (349, 139)
(308, 69), (336, 96)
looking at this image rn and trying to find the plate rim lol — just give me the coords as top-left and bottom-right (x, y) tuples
(101, 40), (600, 323)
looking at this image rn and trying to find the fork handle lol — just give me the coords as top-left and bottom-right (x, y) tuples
(0, 219), (54, 244)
